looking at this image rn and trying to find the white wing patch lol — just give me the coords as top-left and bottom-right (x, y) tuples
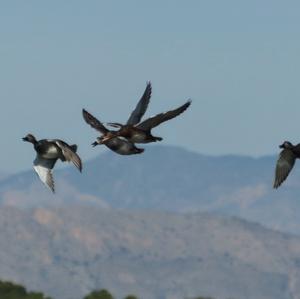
(33, 156), (56, 193)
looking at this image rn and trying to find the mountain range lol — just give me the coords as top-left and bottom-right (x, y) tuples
(1, 146), (300, 298)
(0, 145), (299, 235)
(0, 206), (299, 299)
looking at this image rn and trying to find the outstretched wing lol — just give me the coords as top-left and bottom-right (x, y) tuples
(273, 149), (296, 188)
(33, 156), (57, 193)
(82, 109), (108, 134)
(127, 82), (152, 125)
(55, 140), (82, 172)
(137, 100), (191, 131)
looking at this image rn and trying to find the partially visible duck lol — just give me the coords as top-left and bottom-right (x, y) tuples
(107, 100), (191, 144)
(273, 141), (300, 188)
(23, 134), (82, 192)
(82, 109), (144, 155)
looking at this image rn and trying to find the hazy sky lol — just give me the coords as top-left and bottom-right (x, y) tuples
(1, 1), (300, 173)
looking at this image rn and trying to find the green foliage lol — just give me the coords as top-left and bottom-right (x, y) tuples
(0, 280), (234, 299)
(26, 292), (52, 299)
(83, 289), (114, 299)
(0, 280), (52, 299)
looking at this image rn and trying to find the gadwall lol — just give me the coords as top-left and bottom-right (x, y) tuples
(23, 134), (82, 192)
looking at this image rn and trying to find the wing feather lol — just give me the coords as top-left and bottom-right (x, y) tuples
(55, 141), (82, 172)
(273, 149), (296, 188)
(127, 82), (152, 125)
(137, 100), (191, 131)
(33, 156), (56, 193)
(82, 109), (108, 134)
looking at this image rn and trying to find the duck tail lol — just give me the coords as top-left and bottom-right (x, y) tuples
(136, 148), (145, 154)
(70, 144), (78, 152)
(154, 137), (163, 142)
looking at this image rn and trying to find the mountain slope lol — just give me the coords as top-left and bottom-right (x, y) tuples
(0, 145), (299, 234)
(0, 206), (299, 299)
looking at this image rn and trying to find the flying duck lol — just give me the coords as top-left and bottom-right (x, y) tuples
(107, 100), (192, 144)
(92, 81), (151, 144)
(23, 134), (82, 192)
(82, 109), (144, 155)
(273, 141), (300, 188)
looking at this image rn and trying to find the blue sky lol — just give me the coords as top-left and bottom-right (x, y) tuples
(1, 1), (300, 173)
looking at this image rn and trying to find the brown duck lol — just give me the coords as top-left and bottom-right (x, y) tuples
(82, 82), (152, 154)
(107, 100), (192, 144)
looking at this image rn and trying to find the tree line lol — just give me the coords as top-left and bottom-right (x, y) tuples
(0, 279), (233, 299)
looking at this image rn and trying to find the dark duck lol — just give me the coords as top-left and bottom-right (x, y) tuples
(82, 109), (144, 155)
(23, 133), (82, 193)
(273, 141), (300, 188)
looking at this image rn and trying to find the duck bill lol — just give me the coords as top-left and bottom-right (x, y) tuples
(22, 136), (29, 142)
(279, 143), (284, 149)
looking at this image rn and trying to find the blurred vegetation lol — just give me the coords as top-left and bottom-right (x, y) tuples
(83, 289), (114, 299)
(0, 279), (237, 299)
(0, 280), (52, 299)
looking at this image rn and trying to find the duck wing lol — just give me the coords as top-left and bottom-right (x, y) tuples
(127, 82), (152, 125)
(273, 149), (296, 188)
(136, 100), (191, 131)
(55, 140), (82, 172)
(33, 156), (56, 193)
(82, 109), (109, 134)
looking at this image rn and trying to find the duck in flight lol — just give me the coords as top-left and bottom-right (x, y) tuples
(82, 82), (152, 155)
(102, 80), (153, 142)
(23, 134), (82, 193)
(106, 100), (192, 144)
(82, 109), (144, 155)
(273, 141), (300, 188)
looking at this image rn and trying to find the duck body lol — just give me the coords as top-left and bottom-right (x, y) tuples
(287, 144), (300, 157)
(34, 139), (67, 160)
(23, 134), (82, 192)
(82, 109), (145, 155)
(109, 125), (162, 144)
(108, 100), (191, 144)
(128, 130), (162, 144)
(105, 137), (144, 155)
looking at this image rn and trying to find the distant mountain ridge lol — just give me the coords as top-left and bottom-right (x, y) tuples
(0, 205), (299, 299)
(0, 145), (300, 234)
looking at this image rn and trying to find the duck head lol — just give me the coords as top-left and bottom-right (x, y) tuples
(22, 133), (37, 144)
(279, 141), (293, 149)
(92, 132), (116, 147)
(92, 137), (101, 147)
